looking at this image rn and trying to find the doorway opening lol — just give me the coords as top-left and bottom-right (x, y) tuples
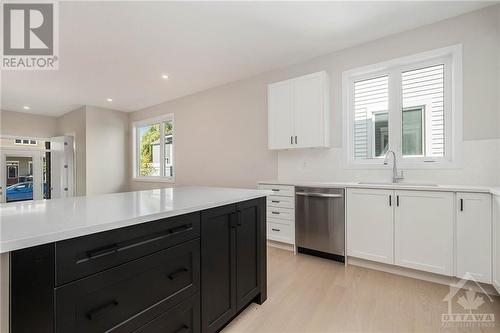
(0, 136), (74, 203)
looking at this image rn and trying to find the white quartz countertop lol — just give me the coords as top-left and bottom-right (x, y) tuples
(259, 180), (498, 194)
(0, 187), (269, 253)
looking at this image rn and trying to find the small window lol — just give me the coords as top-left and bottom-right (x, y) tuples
(133, 115), (174, 181)
(343, 45), (462, 168)
(7, 163), (18, 179)
(402, 107), (424, 156)
(14, 138), (37, 145)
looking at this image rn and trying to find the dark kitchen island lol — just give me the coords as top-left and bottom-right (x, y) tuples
(0, 187), (269, 333)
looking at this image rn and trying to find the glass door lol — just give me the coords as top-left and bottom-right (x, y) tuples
(0, 150), (43, 203)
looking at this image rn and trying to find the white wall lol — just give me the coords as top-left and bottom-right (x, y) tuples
(85, 106), (129, 195)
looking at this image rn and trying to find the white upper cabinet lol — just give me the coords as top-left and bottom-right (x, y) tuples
(394, 191), (454, 276)
(268, 71), (329, 149)
(268, 80), (294, 149)
(346, 188), (394, 264)
(456, 193), (492, 284)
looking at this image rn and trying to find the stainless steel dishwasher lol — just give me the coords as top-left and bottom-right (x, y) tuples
(295, 187), (345, 262)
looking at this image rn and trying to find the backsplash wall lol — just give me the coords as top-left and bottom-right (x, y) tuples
(278, 139), (500, 186)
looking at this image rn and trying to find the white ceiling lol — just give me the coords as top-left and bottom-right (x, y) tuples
(1, 1), (495, 117)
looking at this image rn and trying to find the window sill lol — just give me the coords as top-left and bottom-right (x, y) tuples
(132, 177), (175, 183)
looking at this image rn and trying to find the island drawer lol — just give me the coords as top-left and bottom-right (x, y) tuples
(55, 239), (200, 333)
(133, 294), (200, 333)
(55, 212), (200, 286)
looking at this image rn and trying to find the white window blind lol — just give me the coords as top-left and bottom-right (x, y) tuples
(402, 64), (445, 157)
(353, 76), (389, 159)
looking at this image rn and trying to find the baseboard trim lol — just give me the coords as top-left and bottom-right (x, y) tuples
(267, 240), (295, 252)
(347, 256), (499, 296)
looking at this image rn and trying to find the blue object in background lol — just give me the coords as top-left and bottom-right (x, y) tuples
(6, 182), (33, 202)
(5, 182), (48, 202)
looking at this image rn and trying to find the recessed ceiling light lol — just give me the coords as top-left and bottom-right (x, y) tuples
(23, 106), (30, 110)
(161, 74), (169, 80)
(106, 98), (113, 102)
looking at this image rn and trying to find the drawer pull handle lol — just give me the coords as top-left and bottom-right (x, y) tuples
(168, 224), (192, 235)
(87, 244), (119, 260)
(271, 189), (279, 192)
(86, 300), (119, 320)
(168, 267), (188, 280)
(271, 228), (280, 232)
(271, 200), (280, 203)
(79, 224), (193, 264)
(175, 325), (189, 333)
(271, 211), (280, 215)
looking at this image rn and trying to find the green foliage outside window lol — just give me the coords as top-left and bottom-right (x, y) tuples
(139, 121), (173, 176)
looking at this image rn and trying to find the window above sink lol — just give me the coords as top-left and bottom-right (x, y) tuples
(342, 45), (463, 169)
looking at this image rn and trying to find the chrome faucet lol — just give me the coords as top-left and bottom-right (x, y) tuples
(384, 150), (404, 183)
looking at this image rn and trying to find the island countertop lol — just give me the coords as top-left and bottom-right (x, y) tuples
(0, 186), (269, 253)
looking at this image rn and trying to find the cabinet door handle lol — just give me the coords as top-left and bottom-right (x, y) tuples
(237, 210), (242, 226)
(389, 195), (392, 207)
(174, 325), (189, 333)
(396, 195), (400, 207)
(271, 228), (280, 232)
(295, 136), (297, 144)
(86, 300), (119, 320)
(460, 198), (464, 211)
(168, 267), (188, 280)
(229, 212), (238, 228)
(291, 136), (293, 144)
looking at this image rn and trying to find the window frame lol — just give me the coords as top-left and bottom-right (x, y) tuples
(132, 114), (175, 183)
(342, 44), (463, 169)
(7, 161), (19, 179)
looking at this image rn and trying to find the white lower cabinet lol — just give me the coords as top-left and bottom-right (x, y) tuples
(347, 189), (456, 277)
(259, 183), (295, 245)
(492, 195), (500, 293)
(456, 193), (492, 284)
(346, 189), (394, 264)
(394, 191), (454, 276)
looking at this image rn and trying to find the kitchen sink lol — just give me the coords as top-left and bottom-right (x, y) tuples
(358, 182), (439, 187)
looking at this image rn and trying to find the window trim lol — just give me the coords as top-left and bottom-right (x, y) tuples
(132, 114), (175, 183)
(342, 44), (463, 169)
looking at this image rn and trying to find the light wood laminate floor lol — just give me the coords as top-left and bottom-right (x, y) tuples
(224, 246), (500, 333)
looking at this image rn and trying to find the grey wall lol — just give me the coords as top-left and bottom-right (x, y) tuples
(130, 5), (500, 189)
(0, 110), (58, 138)
(85, 106), (129, 195)
(129, 75), (278, 190)
(57, 107), (87, 196)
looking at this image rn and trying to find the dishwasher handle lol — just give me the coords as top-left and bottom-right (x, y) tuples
(296, 192), (343, 198)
